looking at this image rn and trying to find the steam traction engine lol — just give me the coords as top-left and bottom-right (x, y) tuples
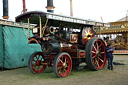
(16, 11), (110, 77)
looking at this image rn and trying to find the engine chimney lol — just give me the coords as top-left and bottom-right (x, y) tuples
(3, 0), (9, 19)
(70, 0), (73, 16)
(22, 0), (26, 14)
(46, 0), (55, 13)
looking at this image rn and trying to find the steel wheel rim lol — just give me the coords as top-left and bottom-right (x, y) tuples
(31, 53), (46, 73)
(57, 54), (72, 77)
(91, 39), (106, 70)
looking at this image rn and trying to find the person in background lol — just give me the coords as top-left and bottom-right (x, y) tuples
(106, 43), (115, 70)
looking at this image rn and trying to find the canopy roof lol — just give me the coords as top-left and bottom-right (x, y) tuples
(15, 11), (110, 27)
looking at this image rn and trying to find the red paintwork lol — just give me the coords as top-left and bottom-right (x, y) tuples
(28, 38), (39, 44)
(91, 39), (107, 70)
(69, 51), (78, 58)
(31, 52), (46, 73)
(69, 50), (86, 58)
(56, 54), (72, 77)
(44, 53), (56, 67)
(31, 52), (56, 73)
(79, 51), (85, 58)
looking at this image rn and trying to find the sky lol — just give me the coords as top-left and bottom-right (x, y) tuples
(0, 0), (128, 23)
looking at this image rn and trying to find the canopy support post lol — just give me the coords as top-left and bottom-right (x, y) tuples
(39, 17), (42, 38)
(28, 18), (30, 38)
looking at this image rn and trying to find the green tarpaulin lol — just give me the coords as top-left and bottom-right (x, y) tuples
(0, 25), (4, 68)
(0, 25), (41, 69)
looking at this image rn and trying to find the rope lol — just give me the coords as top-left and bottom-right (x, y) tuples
(42, 18), (49, 36)
(21, 21), (29, 37)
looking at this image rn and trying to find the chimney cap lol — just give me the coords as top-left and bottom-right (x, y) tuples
(3, 16), (9, 19)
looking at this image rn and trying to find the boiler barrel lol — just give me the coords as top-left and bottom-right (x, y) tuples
(60, 42), (77, 52)
(41, 41), (77, 55)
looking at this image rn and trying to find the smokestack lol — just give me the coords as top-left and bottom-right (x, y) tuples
(3, 0), (9, 19)
(70, 0), (73, 16)
(22, 0), (26, 13)
(46, 0), (55, 13)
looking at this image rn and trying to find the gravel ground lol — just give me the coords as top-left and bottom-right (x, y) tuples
(0, 55), (128, 85)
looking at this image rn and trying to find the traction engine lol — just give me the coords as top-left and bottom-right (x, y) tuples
(16, 11), (109, 77)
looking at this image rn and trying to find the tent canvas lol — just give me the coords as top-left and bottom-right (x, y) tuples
(0, 25), (41, 69)
(0, 25), (4, 68)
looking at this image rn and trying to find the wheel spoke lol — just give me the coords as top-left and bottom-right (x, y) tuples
(38, 65), (40, 71)
(96, 58), (99, 67)
(97, 57), (99, 62)
(96, 41), (99, 50)
(63, 69), (65, 73)
(59, 59), (64, 64)
(98, 57), (104, 63)
(92, 55), (96, 59)
(93, 44), (97, 51)
(92, 59), (95, 64)
(65, 65), (68, 68)
(85, 30), (87, 34)
(92, 51), (96, 54)
(29, 52), (47, 74)
(62, 56), (64, 61)
(58, 66), (63, 70)
(54, 53), (72, 77)
(64, 69), (66, 73)
(86, 38), (107, 70)
(87, 29), (89, 33)
(65, 57), (67, 63)
(99, 43), (103, 48)
(58, 69), (61, 74)
(57, 63), (62, 66)
(66, 61), (68, 64)
(93, 58), (97, 66)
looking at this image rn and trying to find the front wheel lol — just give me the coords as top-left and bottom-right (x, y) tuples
(85, 37), (107, 70)
(53, 52), (72, 78)
(28, 52), (47, 74)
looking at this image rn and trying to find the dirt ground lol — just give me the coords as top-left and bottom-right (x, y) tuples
(0, 55), (128, 85)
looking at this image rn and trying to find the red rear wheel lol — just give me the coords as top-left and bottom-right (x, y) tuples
(53, 52), (72, 77)
(85, 37), (106, 70)
(28, 52), (47, 74)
